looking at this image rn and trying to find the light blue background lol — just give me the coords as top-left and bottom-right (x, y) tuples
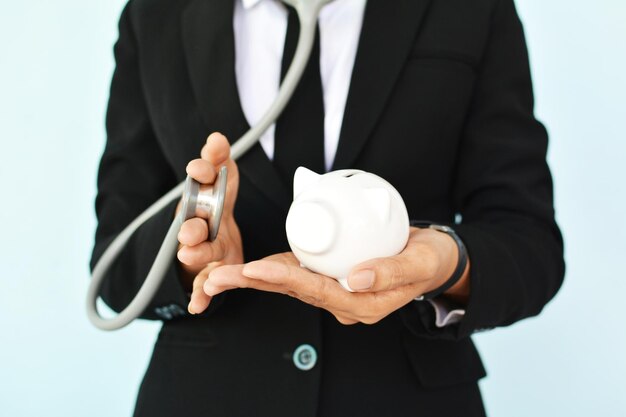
(1, 1), (624, 416)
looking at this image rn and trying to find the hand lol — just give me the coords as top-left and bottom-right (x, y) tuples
(176, 133), (244, 312)
(196, 227), (470, 324)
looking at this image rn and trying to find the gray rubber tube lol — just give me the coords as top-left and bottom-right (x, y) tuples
(87, 0), (334, 330)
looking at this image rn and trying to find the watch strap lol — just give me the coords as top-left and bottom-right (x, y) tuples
(410, 220), (468, 300)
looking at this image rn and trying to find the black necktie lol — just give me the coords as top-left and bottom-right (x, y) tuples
(274, 7), (326, 191)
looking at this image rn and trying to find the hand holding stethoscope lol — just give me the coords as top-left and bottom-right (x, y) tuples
(87, 0), (334, 330)
(177, 133), (244, 314)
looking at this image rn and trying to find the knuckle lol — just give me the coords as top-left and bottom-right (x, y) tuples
(380, 258), (404, 290)
(208, 237), (227, 262)
(314, 278), (330, 307)
(184, 248), (203, 265)
(186, 244), (213, 265)
(192, 275), (208, 291)
(218, 237), (228, 257)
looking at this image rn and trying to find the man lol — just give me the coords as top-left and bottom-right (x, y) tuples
(92, 0), (565, 415)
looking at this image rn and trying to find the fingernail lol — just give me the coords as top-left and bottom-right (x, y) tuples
(242, 261), (264, 278)
(187, 302), (196, 315)
(348, 270), (375, 291)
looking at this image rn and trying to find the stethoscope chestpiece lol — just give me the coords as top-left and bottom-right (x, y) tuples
(180, 165), (228, 242)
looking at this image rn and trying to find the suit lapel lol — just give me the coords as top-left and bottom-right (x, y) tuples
(237, 144), (293, 212)
(181, 0), (244, 138)
(332, 0), (433, 170)
(180, 0), (433, 209)
(181, 0), (291, 213)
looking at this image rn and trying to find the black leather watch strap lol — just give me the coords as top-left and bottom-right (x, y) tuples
(410, 220), (468, 300)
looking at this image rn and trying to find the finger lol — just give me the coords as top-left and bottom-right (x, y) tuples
(186, 158), (217, 184)
(215, 255), (410, 323)
(206, 264), (287, 296)
(177, 238), (227, 266)
(241, 256), (359, 312)
(242, 254), (425, 321)
(241, 259), (292, 282)
(205, 265), (245, 295)
(188, 272), (211, 314)
(178, 217), (209, 246)
(201, 132), (231, 166)
(202, 281), (237, 297)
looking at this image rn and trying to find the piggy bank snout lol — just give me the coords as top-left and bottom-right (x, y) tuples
(286, 201), (337, 255)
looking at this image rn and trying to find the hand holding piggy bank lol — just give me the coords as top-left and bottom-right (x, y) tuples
(286, 167), (410, 291)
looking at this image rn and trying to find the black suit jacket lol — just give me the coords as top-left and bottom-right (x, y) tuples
(91, 0), (565, 416)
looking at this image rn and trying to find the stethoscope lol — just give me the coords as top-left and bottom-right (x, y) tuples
(87, 0), (334, 330)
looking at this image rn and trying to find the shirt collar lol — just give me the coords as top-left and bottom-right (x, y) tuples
(242, 0), (263, 9)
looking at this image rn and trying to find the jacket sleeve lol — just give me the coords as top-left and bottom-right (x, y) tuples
(399, 0), (565, 340)
(89, 2), (191, 321)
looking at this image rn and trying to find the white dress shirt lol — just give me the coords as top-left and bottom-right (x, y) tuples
(233, 0), (366, 171)
(233, 0), (465, 327)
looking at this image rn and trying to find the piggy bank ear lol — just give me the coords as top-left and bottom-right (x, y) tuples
(293, 166), (322, 198)
(364, 188), (391, 223)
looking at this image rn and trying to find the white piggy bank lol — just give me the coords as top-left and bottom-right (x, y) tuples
(286, 167), (410, 291)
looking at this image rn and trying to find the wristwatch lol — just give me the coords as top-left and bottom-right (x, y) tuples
(410, 220), (468, 300)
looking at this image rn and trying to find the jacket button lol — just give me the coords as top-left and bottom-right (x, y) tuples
(293, 344), (317, 371)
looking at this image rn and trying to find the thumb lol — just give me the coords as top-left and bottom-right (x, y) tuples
(347, 250), (431, 292)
